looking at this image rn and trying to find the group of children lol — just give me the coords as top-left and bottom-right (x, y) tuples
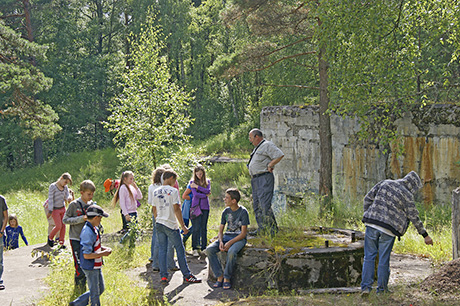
(0, 165), (249, 303)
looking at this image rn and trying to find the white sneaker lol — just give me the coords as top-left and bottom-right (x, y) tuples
(193, 249), (199, 257)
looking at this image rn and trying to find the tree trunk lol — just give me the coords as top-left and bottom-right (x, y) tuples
(34, 138), (44, 165)
(227, 81), (239, 125)
(318, 46), (333, 212)
(23, 0), (44, 165)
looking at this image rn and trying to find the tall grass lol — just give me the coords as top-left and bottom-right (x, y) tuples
(0, 148), (120, 194)
(197, 121), (254, 158)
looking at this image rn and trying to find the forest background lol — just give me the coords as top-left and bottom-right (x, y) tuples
(2, 0), (459, 180)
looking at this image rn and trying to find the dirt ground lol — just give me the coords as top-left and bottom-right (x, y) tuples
(1, 244), (52, 306)
(0, 243), (453, 306)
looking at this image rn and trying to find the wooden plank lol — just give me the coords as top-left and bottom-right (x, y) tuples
(452, 187), (460, 259)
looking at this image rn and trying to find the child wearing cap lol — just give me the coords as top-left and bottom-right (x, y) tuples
(63, 180), (96, 292)
(70, 204), (111, 306)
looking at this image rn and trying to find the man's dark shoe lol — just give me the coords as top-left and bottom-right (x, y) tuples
(47, 238), (55, 247)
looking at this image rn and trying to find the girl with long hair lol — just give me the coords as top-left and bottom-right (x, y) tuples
(47, 172), (74, 248)
(189, 165), (211, 257)
(112, 171), (142, 245)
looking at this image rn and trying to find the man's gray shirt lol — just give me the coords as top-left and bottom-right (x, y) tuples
(248, 140), (284, 176)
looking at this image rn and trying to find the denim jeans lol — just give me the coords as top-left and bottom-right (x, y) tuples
(0, 237), (3, 285)
(120, 212), (137, 245)
(72, 268), (105, 306)
(251, 173), (278, 234)
(120, 209), (128, 230)
(156, 223), (191, 279)
(182, 217), (192, 244)
(150, 215), (175, 269)
(361, 226), (396, 293)
(206, 235), (246, 280)
(191, 209), (209, 251)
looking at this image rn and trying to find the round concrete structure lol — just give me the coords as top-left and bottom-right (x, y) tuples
(209, 227), (364, 291)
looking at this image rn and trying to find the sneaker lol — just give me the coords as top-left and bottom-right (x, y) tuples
(0, 284), (5, 290)
(47, 238), (55, 247)
(361, 289), (371, 297)
(192, 249), (199, 257)
(184, 274), (202, 283)
(161, 277), (169, 284)
(58, 244), (66, 249)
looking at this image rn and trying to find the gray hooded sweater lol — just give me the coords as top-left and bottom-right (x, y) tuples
(362, 171), (428, 238)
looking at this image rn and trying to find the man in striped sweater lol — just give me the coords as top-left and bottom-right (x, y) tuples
(361, 171), (433, 296)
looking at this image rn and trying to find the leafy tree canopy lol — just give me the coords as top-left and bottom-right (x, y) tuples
(0, 19), (59, 140)
(105, 13), (193, 173)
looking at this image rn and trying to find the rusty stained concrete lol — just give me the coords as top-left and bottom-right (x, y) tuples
(261, 105), (460, 205)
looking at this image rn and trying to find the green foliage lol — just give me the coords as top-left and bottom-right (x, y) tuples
(0, 20), (59, 140)
(319, 0), (460, 145)
(207, 162), (251, 199)
(106, 13), (193, 174)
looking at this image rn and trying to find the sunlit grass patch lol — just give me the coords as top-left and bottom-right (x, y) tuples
(4, 190), (48, 246)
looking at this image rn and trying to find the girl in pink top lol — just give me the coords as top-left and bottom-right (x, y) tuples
(112, 171), (142, 245)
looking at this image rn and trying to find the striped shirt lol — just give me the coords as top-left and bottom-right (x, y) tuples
(94, 229), (102, 269)
(48, 183), (70, 211)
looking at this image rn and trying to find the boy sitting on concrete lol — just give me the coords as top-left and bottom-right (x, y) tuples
(206, 188), (249, 290)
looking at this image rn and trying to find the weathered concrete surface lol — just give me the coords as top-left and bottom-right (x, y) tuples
(209, 229), (364, 291)
(261, 105), (460, 205)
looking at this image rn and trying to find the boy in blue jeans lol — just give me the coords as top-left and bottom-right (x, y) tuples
(70, 205), (111, 306)
(206, 188), (249, 290)
(152, 169), (201, 284)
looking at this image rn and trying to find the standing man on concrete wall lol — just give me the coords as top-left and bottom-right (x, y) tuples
(247, 128), (284, 236)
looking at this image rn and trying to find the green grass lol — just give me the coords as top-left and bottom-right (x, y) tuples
(0, 148), (120, 194)
(197, 122), (254, 158)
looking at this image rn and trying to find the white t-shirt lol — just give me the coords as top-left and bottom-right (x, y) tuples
(148, 183), (161, 206)
(152, 185), (181, 230)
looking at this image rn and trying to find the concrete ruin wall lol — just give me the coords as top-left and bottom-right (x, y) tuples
(261, 104), (460, 205)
